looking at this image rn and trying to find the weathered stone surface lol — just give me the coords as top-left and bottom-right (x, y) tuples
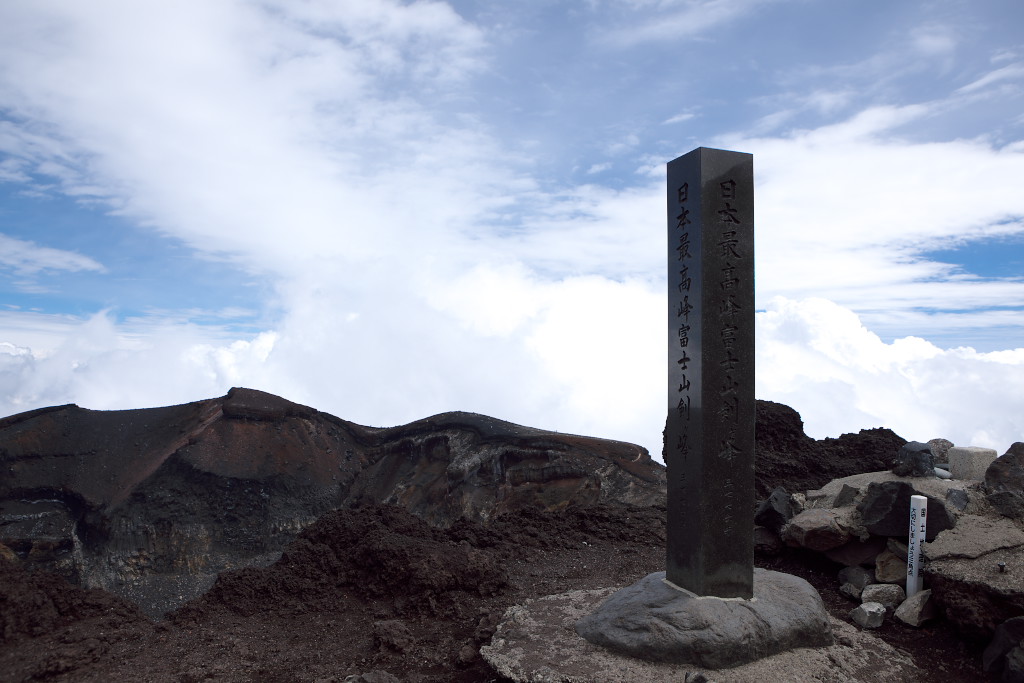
(874, 549), (907, 584)
(782, 509), (850, 551)
(840, 583), (864, 601)
(928, 438), (954, 463)
(948, 446), (997, 481)
(574, 570), (833, 669)
(861, 584), (905, 613)
(825, 536), (886, 567)
(892, 441), (935, 477)
(895, 589), (937, 627)
(990, 491), (1024, 521)
(924, 543), (1024, 639)
(1006, 646), (1024, 683)
(482, 586), (919, 683)
(850, 602), (886, 629)
(833, 484), (859, 507)
(983, 616), (1024, 678)
(755, 486), (794, 533)
(838, 566), (874, 591)
(924, 514), (1024, 560)
(858, 481), (954, 540)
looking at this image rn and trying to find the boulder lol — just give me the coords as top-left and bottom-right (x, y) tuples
(861, 584), (905, 613)
(895, 589), (937, 627)
(754, 486), (795, 533)
(753, 525), (783, 556)
(988, 444), (1024, 520)
(892, 441), (934, 478)
(948, 446), (997, 481)
(857, 481), (954, 540)
(850, 602), (886, 629)
(1006, 645), (1024, 683)
(782, 509), (850, 551)
(983, 616), (1024, 679)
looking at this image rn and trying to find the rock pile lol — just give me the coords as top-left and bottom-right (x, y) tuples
(756, 438), (1024, 680)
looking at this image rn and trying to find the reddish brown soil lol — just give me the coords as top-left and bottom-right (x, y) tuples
(1, 502), (986, 682)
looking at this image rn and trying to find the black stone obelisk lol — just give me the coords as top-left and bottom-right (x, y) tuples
(665, 147), (755, 599)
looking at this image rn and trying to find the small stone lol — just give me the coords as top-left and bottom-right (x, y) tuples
(895, 589), (937, 627)
(886, 537), (908, 557)
(1005, 645), (1024, 683)
(934, 467), (952, 479)
(838, 565), (874, 590)
(892, 441), (934, 477)
(861, 583), (905, 613)
(850, 602), (886, 629)
(948, 446), (998, 481)
(874, 549), (907, 584)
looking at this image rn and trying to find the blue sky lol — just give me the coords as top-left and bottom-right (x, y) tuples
(2, 0), (1023, 460)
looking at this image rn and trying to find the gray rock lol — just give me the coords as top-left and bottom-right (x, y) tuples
(857, 481), (954, 540)
(684, 673), (714, 683)
(892, 441), (935, 477)
(838, 566), (874, 591)
(928, 438), (954, 463)
(894, 589), (937, 627)
(874, 549), (907, 584)
(850, 602), (886, 629)
(754, 486), (795, 534)
(782, 509), (850, 551)
(574, 569), (834, 669)
(983, 616), (1024, 677)
(861, 584), (905, 612)
(934, 467), (952, 479)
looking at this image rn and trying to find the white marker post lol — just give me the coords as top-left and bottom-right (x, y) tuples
(907, 495), (928, 598)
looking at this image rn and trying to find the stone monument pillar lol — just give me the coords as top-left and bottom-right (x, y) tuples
(665, 147), (755, 599)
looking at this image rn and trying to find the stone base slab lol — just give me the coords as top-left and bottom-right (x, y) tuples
(481, 581), (921, 682)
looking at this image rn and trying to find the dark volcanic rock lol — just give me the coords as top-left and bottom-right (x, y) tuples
(858, 481), (954, 540)
(987, 443), (1024, 520)
(892, 441), (935, 477)
(1, 388), (665, 616)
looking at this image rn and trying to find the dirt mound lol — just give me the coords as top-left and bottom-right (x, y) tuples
(173, 505), (508, 622)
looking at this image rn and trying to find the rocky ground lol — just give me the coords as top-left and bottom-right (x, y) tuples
(0, 393), (1010, 681)
(0, 501), (988, 682)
